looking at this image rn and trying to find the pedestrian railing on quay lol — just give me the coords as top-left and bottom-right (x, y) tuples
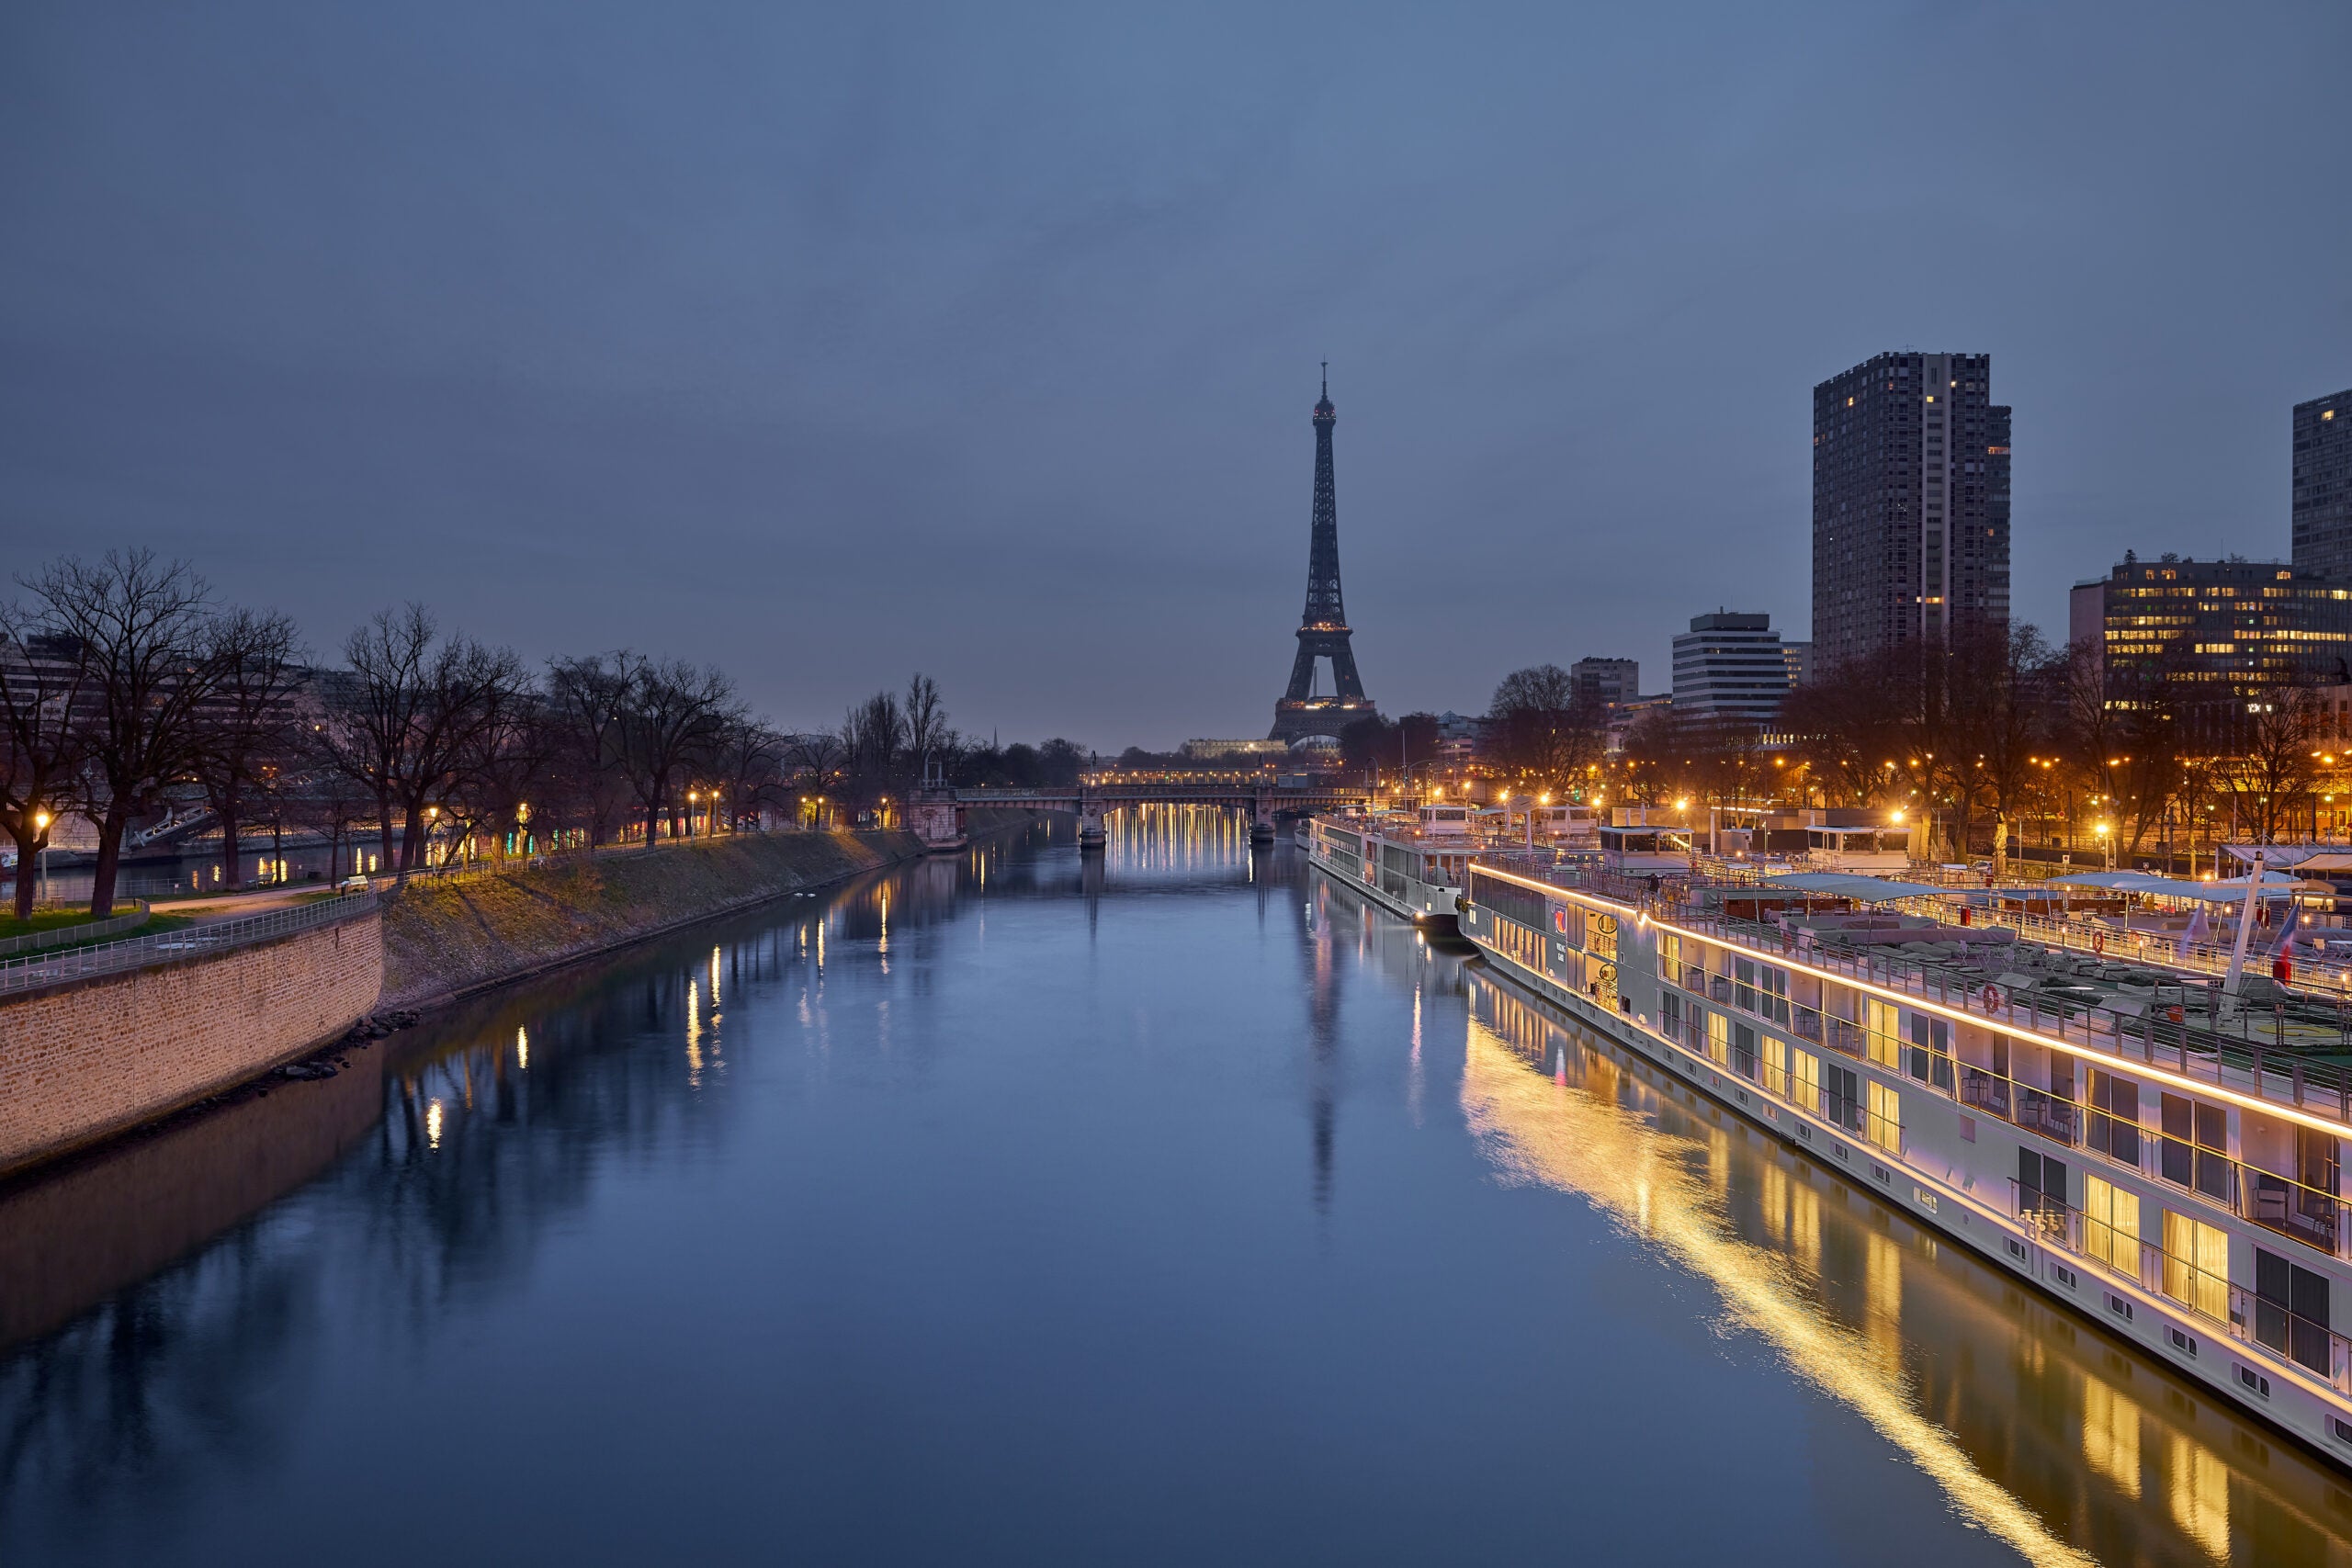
(0, 891), (378, 996)
(0, 899), (152, 957)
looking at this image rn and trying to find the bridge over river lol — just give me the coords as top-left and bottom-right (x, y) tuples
(912, 782), (1370, 850)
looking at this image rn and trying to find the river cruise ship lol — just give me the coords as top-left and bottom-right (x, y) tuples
(1305, 808), (1483, 932)
(1458, 852), (2352, 1461)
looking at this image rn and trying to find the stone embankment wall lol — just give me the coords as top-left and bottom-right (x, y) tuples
(0, 909), (383, 1177)
(380, 817), (1038, 1010)
(0, 1040), (382, 1347)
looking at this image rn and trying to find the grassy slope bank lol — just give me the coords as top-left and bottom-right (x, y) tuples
(380, 810), (1040, 1010)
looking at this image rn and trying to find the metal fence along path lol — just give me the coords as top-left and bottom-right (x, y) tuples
(0, 892), (379, 996)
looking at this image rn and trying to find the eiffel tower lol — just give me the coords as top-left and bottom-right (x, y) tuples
(1270, 367), (1374, 742)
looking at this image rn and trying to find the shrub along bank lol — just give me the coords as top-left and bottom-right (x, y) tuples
(379, 815), (1035, 1010)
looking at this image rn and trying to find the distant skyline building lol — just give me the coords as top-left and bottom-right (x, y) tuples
(1781, 640), (1813, 690)
(1811, 351), (2010, 671)
(2292, 388), (2352, 579)
(1569, 657), (1639, 708)
(2073, 554), (2352, 743)
(1271, 367), (1374, 742)
(1672, 611), (1792, 726)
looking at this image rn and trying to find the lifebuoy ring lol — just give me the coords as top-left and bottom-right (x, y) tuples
(2092, 932), (2106, 955)
(1979, 983), (2003, 1012)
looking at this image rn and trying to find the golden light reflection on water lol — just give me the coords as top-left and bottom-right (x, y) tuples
(1103, 804), (1254, 874)
(2173, 1435), (2231, 1560)
(1454, 972), (2352, 1568)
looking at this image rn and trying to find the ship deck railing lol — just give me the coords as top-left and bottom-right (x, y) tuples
(1690, 849), (2352, 1002)
(1472, 848), (2352, 1141)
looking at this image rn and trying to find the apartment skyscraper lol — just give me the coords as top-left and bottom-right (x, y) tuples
(1811, 352), (2010, 671)
(2292, 388), (2352, 579)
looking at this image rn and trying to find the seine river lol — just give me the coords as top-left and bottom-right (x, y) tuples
(5, 813), (2350, 1565)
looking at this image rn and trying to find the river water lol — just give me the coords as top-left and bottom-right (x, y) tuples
(5, 811), (2350, 1565)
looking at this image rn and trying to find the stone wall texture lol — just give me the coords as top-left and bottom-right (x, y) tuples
(0, 909), (383, 1176)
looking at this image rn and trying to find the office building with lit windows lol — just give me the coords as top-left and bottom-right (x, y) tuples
(2071, 554), (2352, 743)
(1811, 351), (2010, 671)
(2294, 388), (2352, 579)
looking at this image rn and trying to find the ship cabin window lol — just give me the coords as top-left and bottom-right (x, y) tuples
(2086, 1070), (2142, 1167)
(1905, 1012), (1953, 1091)
(2255, 1247), (2335, 1376)
(2159, 1092), (2233, 1202)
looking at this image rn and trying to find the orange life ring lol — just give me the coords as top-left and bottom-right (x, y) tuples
(1979, 983), (2002, 1011)
(2092, 932), (2106, 955)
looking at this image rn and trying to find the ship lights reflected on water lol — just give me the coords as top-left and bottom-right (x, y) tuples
(1453, 974), (2333, 1568)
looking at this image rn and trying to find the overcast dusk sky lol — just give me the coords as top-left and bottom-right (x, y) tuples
(5, 3), (2347, 750)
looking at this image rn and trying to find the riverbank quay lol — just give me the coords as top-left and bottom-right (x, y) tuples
(0, 813), (1044, 1181)
(0, 897), (384, 1178)
(379, 811), (1043, 1012)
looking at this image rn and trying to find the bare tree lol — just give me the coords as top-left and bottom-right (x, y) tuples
(440, 682), (558, 862)
(2216, 687), (2323, 844)
(1928, 624), (2059, 859)
(2059, 634), (2186, 857)
(0, 610), (92, 917)
(905, 672), (949, 774)
(1486, 664), (1605, 790)
(709, 713), (789, 830)
(1785, 652), (1916, 811)
(322, 604), (435, 871)
(840, 689), (905, 807)
(28, 551), (219, 915)
(291, 731), (376, 883)
(193, 607), (306, 890)
(546, 652), (636, 846)
(612, 655), (735, 846)
(323, 605), (530, 871)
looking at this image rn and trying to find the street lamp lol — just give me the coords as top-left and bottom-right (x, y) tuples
(32, 809), (50, 907)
